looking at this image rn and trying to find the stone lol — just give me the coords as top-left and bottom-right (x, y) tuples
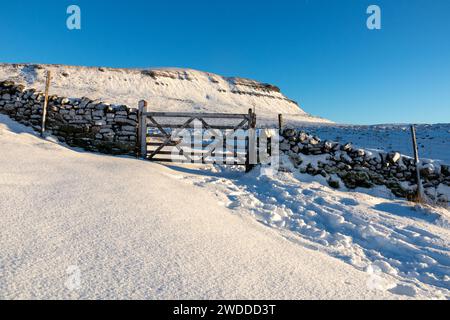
(327, 179), (340, 189)
(387, 152), (401, 164)
(324, 141), (333, 150)
(280, 142), (290, 151)
(341, 153), (353, 164)
(114, 117), (136, 125)
(441, 165), (450, 177)
(357, 149), (365, 157)
(121, 125), (136, 132)
(342, 143), (352, 152)
(79, 98), (91, 108)
(95, 103), (109, 110)
(298, 132), (309, 143)
(92, 110), (104, 117)
(283, 128), (296, 138)
(0, 80), (15, 87)
(420, 164), (435, 178)
(113, 105), (128, 112)
(341, 171), (373, 189)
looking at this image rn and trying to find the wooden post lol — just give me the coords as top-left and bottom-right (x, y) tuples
(246, 108), (257, 173)
(278, 114), (284, 135)
(40, 70), (51, 137)
(138, 100), (148, 159)
(411, 125), (425, 202)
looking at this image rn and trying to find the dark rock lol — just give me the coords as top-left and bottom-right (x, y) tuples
(441, 165), (450, 177)
(327, 179), (340, 189)
(341, 171), (373, 189)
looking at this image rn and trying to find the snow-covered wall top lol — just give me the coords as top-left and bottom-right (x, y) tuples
(0, 63), (331, 125)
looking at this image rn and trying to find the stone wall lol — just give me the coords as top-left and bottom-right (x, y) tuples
(0, 81), (137, 155)
(280, 128), (450, 204)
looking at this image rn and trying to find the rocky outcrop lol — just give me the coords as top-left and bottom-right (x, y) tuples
(0, 81), (137, 155)
(280, 128), (450, 204)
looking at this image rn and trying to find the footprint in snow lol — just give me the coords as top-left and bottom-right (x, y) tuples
(340, 198), (359, 206)
(314, 197), (326, 205)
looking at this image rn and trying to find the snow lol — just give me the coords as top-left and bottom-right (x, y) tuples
(0, 114), (401, 300)
(1, 62), (449, 300)
(1, 114), (449, 299)
(0, 63), (332, 126)
(172, 163), (450, 299)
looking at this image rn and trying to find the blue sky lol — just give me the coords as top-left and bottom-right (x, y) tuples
(1, 0), (449, 124)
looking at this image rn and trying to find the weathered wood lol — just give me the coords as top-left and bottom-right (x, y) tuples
(147, 134), (174, 139)
(148, 157), (248, 165)
(146, 123), (246, 130)
(278, 114), (284, 134)
(138, 100), (148, 159)
(246, 109), (257, 172)
(148, 149), (245, 156)
(148, 117), (198, 160)
(234, 136), (238, 165)
(40, 71), (51, 137)
(147, 141), (180, 147)
(148, 116), (170, 137)
(142, 109), (255, 167)
(143, 112), (250, 119)
(411, 125), (426, 202)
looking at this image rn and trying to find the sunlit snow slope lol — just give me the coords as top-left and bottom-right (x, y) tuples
(0, 63), (331, 125)
(1, 115), (396, 300)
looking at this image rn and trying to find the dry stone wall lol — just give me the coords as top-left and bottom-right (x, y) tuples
(280, 128), (450, 204)
(0, 81), (137, 155)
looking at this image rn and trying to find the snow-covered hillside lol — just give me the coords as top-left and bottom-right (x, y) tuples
(1, 114), (449, 299)
(0, 63), (331, 125)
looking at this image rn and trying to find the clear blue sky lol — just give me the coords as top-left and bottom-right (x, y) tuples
(1, 0), (449, 124)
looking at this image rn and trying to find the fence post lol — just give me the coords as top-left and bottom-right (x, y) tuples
(40, 70), (51, 137)
(138, 100), (148, 159)
(410, 125), (426, 202)
(278, 114), (284, 135)
(246, 108), (257, 173)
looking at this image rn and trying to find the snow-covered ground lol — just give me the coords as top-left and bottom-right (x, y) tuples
(1, 114), (449, 300)
(0, 63), (331, 126)
(182, 164), (450, 299)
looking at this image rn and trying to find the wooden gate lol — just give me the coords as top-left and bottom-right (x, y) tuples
(137, 100), (261, 172)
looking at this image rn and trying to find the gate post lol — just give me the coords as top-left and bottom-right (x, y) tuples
(410, 125), (426, 202)
(246, 108), (257, 173)
(138, 100), (148, 159)
(278, 114), (284, 135)
(40, 70), (51, 137)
